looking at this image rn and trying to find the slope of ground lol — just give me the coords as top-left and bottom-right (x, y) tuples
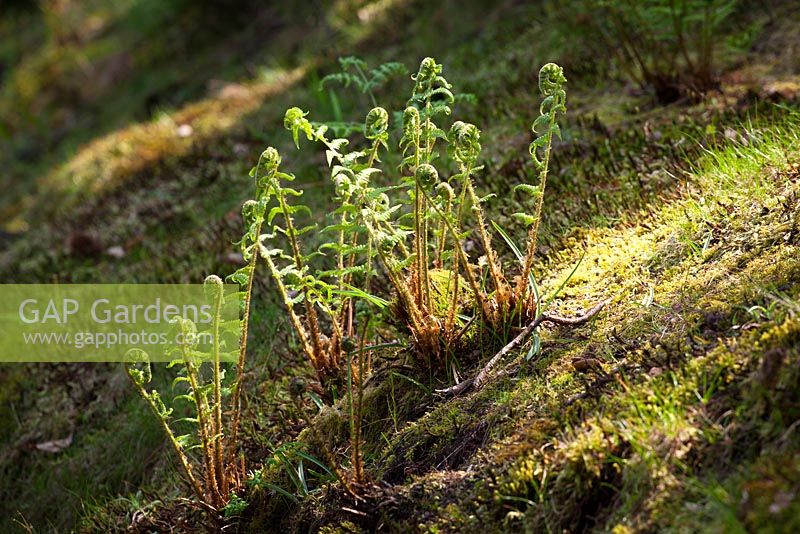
(0, 1), (799, 532)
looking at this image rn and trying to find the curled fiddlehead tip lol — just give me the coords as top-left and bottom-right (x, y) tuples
(399, 106), (421, 166)
(402, 106), (420, 131)
(376, 230), (397, 254)
(204, 274), (223, 285)
(283, 107), (307, 128)
(204, 274), (224, 304)
(341, 336), (358, 352)
(253, 147), (283, 193)
(436, 181), (455, 202)
(283, 107), (314, 148)
(260, 147), (282, 171)
(373, 192), (391, 213)
(333, 169), (354, 199)
(365, 107), (389, 140)
(415, 163), (439, 190)
(538, 63), (567, 97)
(204, 274), (223, 287)
(413, 57), (442, 84)
(448, 120), (481, 165)
(124, 348), (152, 385)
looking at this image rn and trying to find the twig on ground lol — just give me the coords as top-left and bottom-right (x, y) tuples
(436, 300), (608, 396)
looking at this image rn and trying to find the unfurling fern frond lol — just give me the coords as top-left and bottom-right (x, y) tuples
(514, 62), (567, 305)
(529, 63), (567, 167)
(365, 106), (389, 151)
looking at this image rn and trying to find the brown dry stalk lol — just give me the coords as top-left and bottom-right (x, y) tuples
(436, 300), (608, 396)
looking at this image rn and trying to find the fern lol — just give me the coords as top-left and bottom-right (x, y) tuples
(514, 63), (567, 309)
(573, 0), (736, 100)
(251, 58), (568, 364)
(320, 56), (408, 107)
(124, 275), (243, 511)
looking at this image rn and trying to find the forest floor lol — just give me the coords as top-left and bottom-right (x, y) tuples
(1, 1), (799, 532)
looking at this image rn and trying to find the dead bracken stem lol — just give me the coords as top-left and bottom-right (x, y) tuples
(436, 300), (608, 396)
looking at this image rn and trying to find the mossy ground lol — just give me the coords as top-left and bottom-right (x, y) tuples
(1, 1), (799, 532)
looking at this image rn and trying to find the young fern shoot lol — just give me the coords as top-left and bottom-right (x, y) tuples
(514, 63), (567, 311)
(124, 275), (241, 511)
(320, 56), (408, 108)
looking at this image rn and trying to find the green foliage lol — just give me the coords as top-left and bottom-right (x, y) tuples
(124, 275), (245, 511)
(246, 58), (568, 370)
(575, 0), (737, 101)
(320, 56), (408, 107)
(218, 57), (570, 500)
(222, 492), (248, 518)
(248, 441), (337, 502)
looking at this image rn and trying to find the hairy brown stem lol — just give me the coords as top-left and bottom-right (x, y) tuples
(465, 176), (507, 304)
(227, 246), (258, 473)
(180, 343), (220, 506)
(209, 284), (227, 498)
(262, 252), (317, 368)
(278, 189), (327, 370)
(428, 196), (492, 325)
(515, 105), (557, 304)
(129, 378), (206, 505)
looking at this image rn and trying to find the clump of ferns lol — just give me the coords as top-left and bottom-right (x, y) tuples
(270, 58), (569, 365)
(124, 277), (242, 512)
(236, 110), (393, 388)
(392, 60), (568, 348)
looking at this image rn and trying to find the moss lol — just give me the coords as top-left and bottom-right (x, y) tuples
(428, 268), (473, 319)
(386, 114), (800, 532)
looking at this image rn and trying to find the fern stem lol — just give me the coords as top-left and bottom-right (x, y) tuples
(428, 200), (491, 324)
(262, 251), (319, 370)
(445, 182), (470, 333)
(353, 318), (369, 484)
(180, 341), (220, 505)
(227, 243), (258, 472)
(463, 166), (507, 307)
(277, 187), (328, 371)
(130, 379), (205, 504)
(208, 282), (227, 498)
(517, 107), (557, 305)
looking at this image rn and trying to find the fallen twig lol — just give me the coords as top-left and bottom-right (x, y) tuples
(436, 300), (608, 396)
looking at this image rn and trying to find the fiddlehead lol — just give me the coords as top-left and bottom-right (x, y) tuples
(415, 163), (439, 191)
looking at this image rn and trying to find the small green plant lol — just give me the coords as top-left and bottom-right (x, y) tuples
(574, 0), (737, 101)
(320, 56), (408, 108)
(222, 493), (248, 518)
(513, 63), (568, 309)
(124, 276), (244, 511)
(248, 440), (338, 502)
